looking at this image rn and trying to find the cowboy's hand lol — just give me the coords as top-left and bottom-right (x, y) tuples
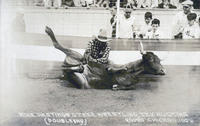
(99, 51), (105, 55)
(79, 64), (84, 73)
(89, 56), (97, 62)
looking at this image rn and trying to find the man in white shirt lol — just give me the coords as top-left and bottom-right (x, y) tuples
(118, 9), (136, 39)
(183, 13), (200, 39)
(172, 0), (194, 39)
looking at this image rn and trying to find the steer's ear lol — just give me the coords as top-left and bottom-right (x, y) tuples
(138, 40), (146, 55)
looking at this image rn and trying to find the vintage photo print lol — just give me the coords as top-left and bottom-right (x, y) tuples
(1, 0), (200, 126)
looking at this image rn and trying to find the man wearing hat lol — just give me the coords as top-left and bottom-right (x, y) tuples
(172, 0), (194, 39)
(82, 29), (114, 88)
(118, 8), (136, 38)
(84, 29), (111, 64)
(183, 13), (200, 39)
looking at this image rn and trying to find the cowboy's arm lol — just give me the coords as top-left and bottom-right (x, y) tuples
(83, 42), (92, 63)
(83, 41), (99, 63)
(96, 47), (111, 64)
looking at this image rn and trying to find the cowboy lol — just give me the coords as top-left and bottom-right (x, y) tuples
(82, 29), (114, 88)
(172, 0), (194, 39)
(84, 29), (111, 65)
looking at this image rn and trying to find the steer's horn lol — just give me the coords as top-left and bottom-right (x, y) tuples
(139, 40), (146, 55)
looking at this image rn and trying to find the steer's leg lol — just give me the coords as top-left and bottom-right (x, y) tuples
(45, 26), (83, 61)
(45, 26), (89, 89)
(45, 26), (70, 52)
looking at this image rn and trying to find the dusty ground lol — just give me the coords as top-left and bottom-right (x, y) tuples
(1, 59), (200, 126)
(1, 31), (200, 126)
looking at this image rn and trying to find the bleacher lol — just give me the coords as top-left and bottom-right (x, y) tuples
(9, 5), (199, 39)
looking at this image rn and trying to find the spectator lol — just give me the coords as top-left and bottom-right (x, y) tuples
(183, 13), (200, 39)
(118, 8), (136, 38)
(109, 0), (117, 7)
(126, 0), (137, 9)
(158, 0), (177, 8)
(198, 17), (200, 38)
(80, 0), (94, 8)
(96, 0), (109, 8)
(120, 0), (128, 8)
(139, 0), (152, 8)
(151, 0), (159, 8)
(136, 0), (159, 8)
(137, 0), (146, 8)
(138, 12), (153, 39)
(192, 0), (200, 9)
(170, 0), (180, 8)
(146, 18), (164, 39)
(62, 0), (75, 7)
(110, 7), (117, 38)
(34, 0), (44, 6)
(172, 0), (194, 39)
(44, 0), (62, 9)
(199, 17), (200, 27)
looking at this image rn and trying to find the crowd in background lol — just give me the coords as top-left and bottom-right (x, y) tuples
(11, 0), (200, 39)
(32, 0), (200, 9)
(110, 0), (200, 39)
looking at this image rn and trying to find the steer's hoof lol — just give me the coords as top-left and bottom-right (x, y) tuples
(45, 26), (52, 35)
(112, 84), (119, 91)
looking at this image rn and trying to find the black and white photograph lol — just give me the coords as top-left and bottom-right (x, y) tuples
(0, 0), (200, 126)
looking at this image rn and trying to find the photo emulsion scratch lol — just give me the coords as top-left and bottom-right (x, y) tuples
(0, 0), (200, 126)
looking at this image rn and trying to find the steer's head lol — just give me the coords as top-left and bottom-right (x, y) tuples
(139, 41), (166, 75)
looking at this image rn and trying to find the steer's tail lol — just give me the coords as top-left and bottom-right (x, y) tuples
(45, 26), (84, 64)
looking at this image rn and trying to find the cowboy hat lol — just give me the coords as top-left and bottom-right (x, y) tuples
(96, 29), (112, 42)
(182, 0), (193, 6)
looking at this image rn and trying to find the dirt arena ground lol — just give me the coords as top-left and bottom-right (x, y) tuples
(1, 33), (200, 126)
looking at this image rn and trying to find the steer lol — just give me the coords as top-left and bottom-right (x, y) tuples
(45, 26), (166, 90)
